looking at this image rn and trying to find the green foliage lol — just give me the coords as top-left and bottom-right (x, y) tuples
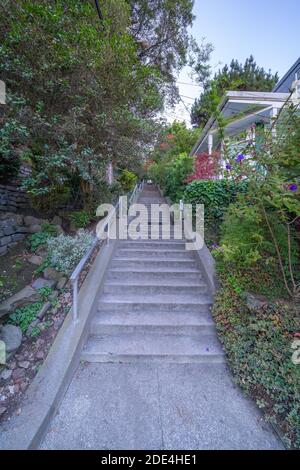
(215, 201), (298, 267)
(47, 231), (94, 275)
(28, 232), (51, 252)
(219, 104), (300, 298)
(0, 0), (210, 207)
(69, 210), (91, 229)
(38, 286), (53, 301)
(26, 182), (71, 213)
(164, 153), (193, 201)
(212, 275), (300, 448)
(151, 122), (200, 163)
(41, 223), (58, 236)
(9, 300), (43, 333)
(191, 55), (279, 127)
(28, 223), (58, 251)
(183, 179), (248, 226)
(148, 122), (200, 200)
(118, 169), (138, 192)
(0, 116), (28, 182)
(129, 0), (212, 84)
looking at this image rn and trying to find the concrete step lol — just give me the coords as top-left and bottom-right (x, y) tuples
(103, 280), (208, 295)
(106, 268), (202, 281)
(98, 294), (212, 313)
(81, 333), (225, 364)
(111, 258), (198, 269)
(118, 241), (186, 250)
(115, 249), (195, 259)
(126, 235), (186, 243)
(91, 310), (215, 335)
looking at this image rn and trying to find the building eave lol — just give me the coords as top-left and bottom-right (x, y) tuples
(273, 57), (300, 92)
(190, 90), (289, 156)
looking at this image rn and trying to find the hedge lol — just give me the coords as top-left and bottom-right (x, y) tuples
(183, 179), (248, 226)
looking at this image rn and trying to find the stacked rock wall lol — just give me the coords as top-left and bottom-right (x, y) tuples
(0, 213), (29, 255)
(0, 184), (30, 213)
(0, 214), (44, 256)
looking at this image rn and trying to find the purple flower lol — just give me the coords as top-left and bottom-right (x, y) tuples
(225, 163), (232, 170)
(289, 184), (298, 191)
(236, 154), (245, 162)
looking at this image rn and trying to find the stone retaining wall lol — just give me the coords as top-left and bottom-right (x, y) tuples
(0, 213), (30, 256)
(0, 185), (30, 213)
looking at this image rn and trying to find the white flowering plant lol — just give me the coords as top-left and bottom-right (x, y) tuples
(47, 231), (94, 275)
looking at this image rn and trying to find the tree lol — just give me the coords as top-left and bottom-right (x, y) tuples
(0, 0), (211, 212)
(147, 121), (200, 199)
(0, 1), (163, 209)
(128, 0), (213, 104)
(191, 55), (279, 127)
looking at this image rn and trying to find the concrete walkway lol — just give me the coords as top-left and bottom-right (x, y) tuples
(40, 185), (283, 450)
(41, 362), (282, 450)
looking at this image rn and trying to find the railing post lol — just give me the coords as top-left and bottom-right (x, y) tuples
(72, 278), (79, 323)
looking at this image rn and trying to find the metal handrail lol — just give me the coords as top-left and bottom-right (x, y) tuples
(70, 237), (98, 323)
(70, 180), (144, 323)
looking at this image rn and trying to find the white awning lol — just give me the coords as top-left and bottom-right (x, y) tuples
(191, 91), (290, 155)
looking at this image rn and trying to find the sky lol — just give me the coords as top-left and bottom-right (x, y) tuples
(165, 0), (300, 125)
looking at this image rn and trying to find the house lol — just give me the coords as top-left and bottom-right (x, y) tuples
(190, 58), (300, 169)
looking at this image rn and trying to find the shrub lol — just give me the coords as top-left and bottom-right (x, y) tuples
(69, 210), (91, 229)
(164, 153), (194, 201)
(186, 151), (221, 181)
(47, 231), (94, 275)
(9, 300), (43, 333)
(215, 200), (299, 271)
(0, 118), (28, 182)
(219, 104), (300, 298)
(27, 184), (71, 213)
(183, 179), (248, 226)
(28, 223), (58, 251)
(118, 170), (138, 192)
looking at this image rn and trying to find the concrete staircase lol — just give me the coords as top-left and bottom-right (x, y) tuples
(81, 185), (225, 364)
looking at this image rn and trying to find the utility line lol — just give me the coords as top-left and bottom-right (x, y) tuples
(177, 81), (203, 87)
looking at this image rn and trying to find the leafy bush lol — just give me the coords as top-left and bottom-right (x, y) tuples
(186, 151), (221, 181)
(0, 118), (28, 182)
(164, 153), (194, 201)
(9, 300), (43, 333)
(28, 223), (58, 251)
(214, 200), (299, 271)
(148, 152), (193, 202)
(213, 275), (300, 448)
(27, 184), (71, 213)
(69, 210), (91, 229)
(118, 169), (138, 192)
(219, 104), (300, 298)
(47, 231), (94, 275)
(183, 179), (248, 226)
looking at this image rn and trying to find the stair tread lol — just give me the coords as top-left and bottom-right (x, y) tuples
(99, 293), (212, 304)
(83, 333), (224, 357)
(108, 268), (201, 274)
(113, 257), (196, 262)
(92, 310), (214, 326)
(104, 280), (205, 287)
